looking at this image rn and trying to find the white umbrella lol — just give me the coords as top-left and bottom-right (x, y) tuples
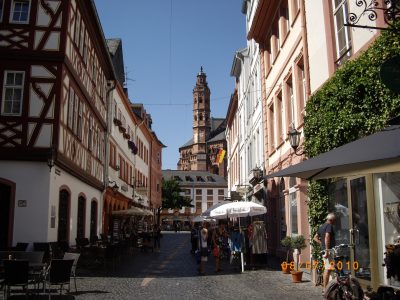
(209, 201), (267, 272)
(112, 207), (147, 216)
(201, 201), (231, 217)
(209, 201), (266, 219)
(191, 215), (216, 223)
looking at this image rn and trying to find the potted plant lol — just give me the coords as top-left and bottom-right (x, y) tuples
(280, 236), (293, 274)
(290, 235), (307, 283)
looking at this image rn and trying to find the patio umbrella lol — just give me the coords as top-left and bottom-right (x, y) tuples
(111, 207), (147, 216)
(191, 215), (216, 223)
(201, 201), (231, 217)
(209, 201), (267, 272)
(209, 201), (266, 219)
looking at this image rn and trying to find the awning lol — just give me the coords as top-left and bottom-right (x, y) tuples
(112, 207), (147, 217)
(265, 125), (400, 180)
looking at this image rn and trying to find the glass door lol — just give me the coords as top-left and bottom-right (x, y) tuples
(349, 177), (371, 281)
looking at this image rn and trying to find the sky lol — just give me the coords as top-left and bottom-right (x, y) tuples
(94, 0), (246, 170)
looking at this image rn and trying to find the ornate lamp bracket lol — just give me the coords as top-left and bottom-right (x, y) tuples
(346, 0), (400, 32)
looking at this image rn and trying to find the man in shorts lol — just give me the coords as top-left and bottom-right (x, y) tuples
(313, 213), (336, 293)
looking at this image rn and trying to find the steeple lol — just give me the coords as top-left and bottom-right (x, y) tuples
(191, 67), (211, 170)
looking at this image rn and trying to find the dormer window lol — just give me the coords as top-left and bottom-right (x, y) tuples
(206, 176), (215, 182)
(10, 0), (31, 24)
(196, 176), (205, 182)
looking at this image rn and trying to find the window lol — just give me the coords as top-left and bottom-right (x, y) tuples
(295, 57), (306, 124)
(276, 92), (284, 144)
(280, 0), (290, 40)
(285, 76), (295, 129)
(0, 0), (4, 22)
(90, 200), (98, 242)
(289, 177), (298, 235)
(88, 116), (93, 151)
(73, 93), (79, 134)
(332, 0), (352, 65)
(268, 103), (275, 152)
(279, 178), (287, 239)
(11, 0), (31, 23)
(77, 100), (83, 139)
(2, 71), (25, 116)
(77, 196), (86, 239)
(196, 189), (202, 195)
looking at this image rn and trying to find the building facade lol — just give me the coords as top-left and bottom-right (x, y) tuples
(247, 0), (311, 260)
(303, 0), (396, 290)
(161, 170), (228, 226)
(0, 0), (114, 248)
(0, 0), (164, 249)
(177, 68), (227, 178)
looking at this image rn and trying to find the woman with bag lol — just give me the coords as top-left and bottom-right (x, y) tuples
(212, 222), (228, 273)
(198, 227), (208, 275)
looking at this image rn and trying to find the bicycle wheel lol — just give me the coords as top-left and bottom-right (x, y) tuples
(348, 278), (364, 300)
(324, 279), (364, 300)
(325, 281), (342, 300)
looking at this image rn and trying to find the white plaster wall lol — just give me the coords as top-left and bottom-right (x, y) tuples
(110, 88), (150, 207)
(48, 165), (103, 244)
(0, 161), (50, 246)
(305, 0), (331, 93)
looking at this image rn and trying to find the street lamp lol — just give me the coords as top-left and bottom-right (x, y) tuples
(47, 146), (56, 171)
(108, 180), (119, 194)
(288, 128), (304, 156)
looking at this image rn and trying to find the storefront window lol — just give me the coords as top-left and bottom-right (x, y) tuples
(374, 172), (400, 287)
(289, 177), (298, 235)
(279, 178), (287, 239)
(328, 179), (350, 245)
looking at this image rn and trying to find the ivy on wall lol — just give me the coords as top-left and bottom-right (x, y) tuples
(303, 21), (400, 263)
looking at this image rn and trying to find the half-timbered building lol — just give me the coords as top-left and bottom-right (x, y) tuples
(0, 0), (116, 248)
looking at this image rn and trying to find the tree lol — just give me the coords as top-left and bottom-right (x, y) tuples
(161, 178), (193, 209)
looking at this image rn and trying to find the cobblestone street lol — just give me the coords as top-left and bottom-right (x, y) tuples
(71, 232), (323, 300)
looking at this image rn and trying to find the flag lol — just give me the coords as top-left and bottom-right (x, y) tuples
(215, 149), (226, 165)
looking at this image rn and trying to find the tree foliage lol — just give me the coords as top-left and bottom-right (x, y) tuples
(161, 178), (193, 210)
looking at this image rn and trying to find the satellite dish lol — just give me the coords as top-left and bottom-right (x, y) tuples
(380, 55), (400, 94)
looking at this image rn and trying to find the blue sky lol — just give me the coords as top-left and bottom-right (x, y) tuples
(94, 0), (246, 169)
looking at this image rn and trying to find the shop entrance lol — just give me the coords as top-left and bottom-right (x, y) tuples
(0, 183), (12, 250)
(329, 176), (374, 285)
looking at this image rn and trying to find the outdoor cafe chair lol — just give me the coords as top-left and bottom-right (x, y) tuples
(43, 259), (74, 296)
(63, 252), (80, 292)
(3, 259), (31, 299)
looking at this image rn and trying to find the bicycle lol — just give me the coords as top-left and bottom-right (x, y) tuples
(323, 244), (364, 300)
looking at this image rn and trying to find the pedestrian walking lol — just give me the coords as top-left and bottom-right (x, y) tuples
(153, 224), (162, 252)
(191, 225), (199, 254)
(313, 213), (336, 294)
(212, 221), (229, 272)
(198, 227), (208, 275)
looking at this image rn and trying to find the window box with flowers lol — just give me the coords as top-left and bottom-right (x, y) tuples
(113, 118), (122, 126)
(119, 125), (126, 134)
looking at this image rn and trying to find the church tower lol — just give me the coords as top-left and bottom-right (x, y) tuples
(192, 67), (211, 170)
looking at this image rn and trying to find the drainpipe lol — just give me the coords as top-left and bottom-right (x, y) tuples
(102, 80), (116, 234)
(301, 0), (311, 108)
(104, 80), (116, 188)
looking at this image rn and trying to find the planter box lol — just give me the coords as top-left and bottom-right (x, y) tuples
(113, 118), (121, 126)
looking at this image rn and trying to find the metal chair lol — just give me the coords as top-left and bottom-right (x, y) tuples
(63, 252), (80, 292)
(43, 259), (74, 296)
(3, 259), (30, 299)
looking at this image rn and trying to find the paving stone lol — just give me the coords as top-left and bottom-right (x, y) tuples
(70, 232), (323, 300)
